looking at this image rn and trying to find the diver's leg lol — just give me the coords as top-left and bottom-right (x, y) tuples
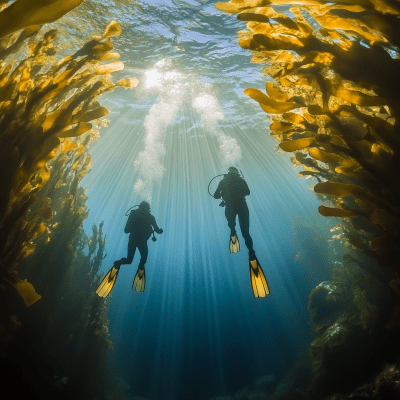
(238, 203), (255, 259)
(114, 235), (136, 267)
(225, 205), (237, 236)
(137, 241), (148, 269)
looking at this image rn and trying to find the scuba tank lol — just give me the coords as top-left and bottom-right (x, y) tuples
(207, 166), (244, 207)
(124, 205), (157, 241)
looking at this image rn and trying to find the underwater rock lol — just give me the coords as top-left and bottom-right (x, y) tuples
(308, 259), (390, 396)
(326, 363), (400, 399)
(266, 348), (312, 400)
(308, 281), (348, 331)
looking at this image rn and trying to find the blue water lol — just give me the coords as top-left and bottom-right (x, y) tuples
(67, 1), (342, 398)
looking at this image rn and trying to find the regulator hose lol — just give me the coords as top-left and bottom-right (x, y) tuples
(207, 174), (225, 198)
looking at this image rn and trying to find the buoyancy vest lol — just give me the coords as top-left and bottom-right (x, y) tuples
(125, 209), (154, 239)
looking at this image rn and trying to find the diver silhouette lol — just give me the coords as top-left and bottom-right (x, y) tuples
(213, 167), (270, 297)
(213, 167), (255, 259)
(96, 201), (163, 297)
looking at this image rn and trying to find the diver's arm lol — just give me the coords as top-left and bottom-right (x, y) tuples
(151, 215), (163, 234)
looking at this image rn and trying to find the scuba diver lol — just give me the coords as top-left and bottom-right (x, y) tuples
(212, 166), (270, 297)
(96, 201), (163, 297)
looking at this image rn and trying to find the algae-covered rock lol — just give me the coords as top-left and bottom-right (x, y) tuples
(308, 258), (390, 396)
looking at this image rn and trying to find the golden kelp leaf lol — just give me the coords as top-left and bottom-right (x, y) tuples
(310, 51), (334, 64)
(95, 61), (124, 75)
(335, 158), (359, 174)
(215, 1), (249, 13)
(79, 107), (109, 123)
(289, 6), (313, 34)
(279, 138), (313, 152)
(35, 150), (56, 170)
(278, 130), (298, 139)
(318, 205), (359, 218)
(57, 122), (92, 138)
(13, 279), (41, 307)
(282, 112), (306, 125)
(314, 182), (379, 208)
(253, 33), (304, 50)
(18, 65), (31, 91)
(116, 77), (139, 89)
(314, 14), (385, 44)
(340, 158), (358, 168)
(35, 166), (51, 185)
(100, 52), (120, 61)
(62, 141), (78, 152)
(245, 88), (300, 113)
(335, 166), (357, 174)
(295, 76), (313, 87)
(91, 40), (113, 55)
(266, 81), (289, 102)
(308, 105), (325, 115)
(0, 0), (85, 39)
(309, 148), (341, 163)
(42, 109), (64, 132)
(259, 103), (283, 114)
(333, 87), (386, 106)
(0, 35), (11, 50)
(0, 63), (13, 86)
(319, 134), (349, 149)
(103, 20), (122, 38)
(33, 222), (47, 239)
(272, 16), (299, 31)
(302, 111), (315, 123)
(237, 13), (270, 23)
(238, 35), (255, 50)
(270, 121), (294, 131)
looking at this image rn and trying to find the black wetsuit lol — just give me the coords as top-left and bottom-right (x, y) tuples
(214, 174), (255, 259)
(114, 209), (162, 269)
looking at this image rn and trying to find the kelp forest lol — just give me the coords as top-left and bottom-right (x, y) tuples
(0, 1), (137, 398)
(1, 0), (400, 400)
(215, 0), (400, 399)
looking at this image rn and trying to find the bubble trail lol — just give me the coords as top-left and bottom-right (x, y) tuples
(134, 60), (242, 202)
(192, 93), (242, 168)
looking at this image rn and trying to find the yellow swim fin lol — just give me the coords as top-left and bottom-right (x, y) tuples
(96, 266), (119, 298)
(249, 258), (270, 297)
(132, 267), (145, 292)
(229, 234), (240, 253)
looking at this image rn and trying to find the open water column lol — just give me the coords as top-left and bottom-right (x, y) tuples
(81, 4), (335, 399)
(88, 65), (327, 400)
(2, 1), (399, 400)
